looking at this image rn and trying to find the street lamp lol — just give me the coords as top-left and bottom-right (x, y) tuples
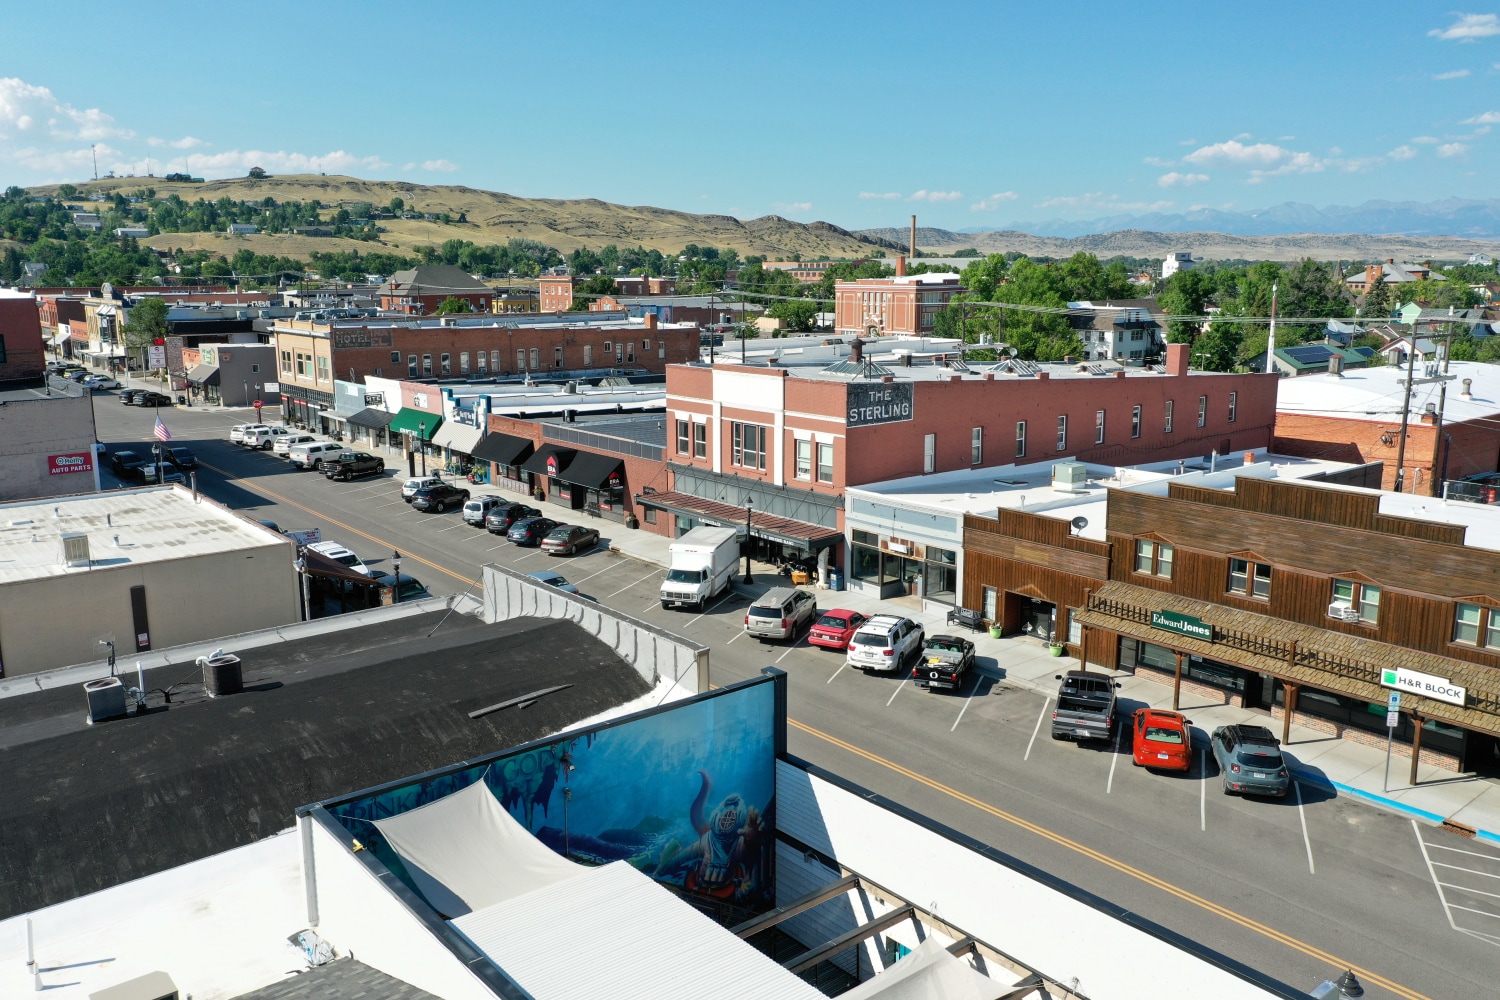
(419, 420), (427, 475)
(242, 379), (249, 408)
(391, 550), (402, 605)
(742, 497), (754, 585)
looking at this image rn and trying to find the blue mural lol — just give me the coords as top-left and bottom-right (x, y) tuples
(326, 678), (778, 914)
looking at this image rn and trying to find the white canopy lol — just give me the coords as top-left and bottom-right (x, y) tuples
(372, 779), (583, 917)
(838, 937), (1008, 1000)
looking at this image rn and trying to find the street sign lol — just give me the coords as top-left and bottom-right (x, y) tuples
(1387, 691), (1401, 709)
(146, 345), (166, 368)
(253, 399), (264, 411)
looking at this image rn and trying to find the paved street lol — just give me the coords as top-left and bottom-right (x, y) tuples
(100, 393), (1497, 1000)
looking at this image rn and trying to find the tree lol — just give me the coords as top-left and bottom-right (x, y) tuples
(389, 196), (404, 215)
(57, 184), (78, 201)
(1156, 269), (1214, 343)
(248, 166), (267, 179)
(769, 298), (817, 332)
(568, 275), (618, 310)
(1361, 273), (1390, 319)
(434, 296), (473, 315)
(122, 297), (168, 368)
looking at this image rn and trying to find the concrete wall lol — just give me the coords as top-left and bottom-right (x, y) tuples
(0, 390), (98, 502)
(481, 562), (708, 695)
(0, 542), (300, 676)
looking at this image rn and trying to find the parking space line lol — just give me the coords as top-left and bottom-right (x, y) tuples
(1428, 842), (1500, 862)
(1414, 821), (1462, 933)
(1439, 881), (1500, 903)
(1106, 726), (1122, 794)
(1448, 904), (1500, 921)
(726, 629), (746, 645)
(607, 569), (661, 599)
(435, 521), (470, 532)
(774, 636), (806, 665)
(950, 673), (981, 732)
(826, 660), (849, 684)
(684, 589), (736, 628)
(884, 672), (908, 707)
(1024, 697), (1050, 761)
(1200, 749), (1207, 832)
(1432, 861), (1500, 881)
(1293, 782), (1315, 875)
(572, 563), (620, 586)
(376, 499), (408, 508)
(487, 542), (512, 551)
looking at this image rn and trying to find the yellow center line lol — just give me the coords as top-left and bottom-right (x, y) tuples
(788, 717), (1431, 1000)
(198, 460), (478, 587)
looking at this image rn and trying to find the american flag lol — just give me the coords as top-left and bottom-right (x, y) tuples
(153, 416), (172, 442)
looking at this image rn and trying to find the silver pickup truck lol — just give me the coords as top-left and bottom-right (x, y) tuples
(1050, 670), (1120, 743)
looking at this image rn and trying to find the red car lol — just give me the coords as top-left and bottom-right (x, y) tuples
(1131, 708), (1193, 772)
(808, 609), (869, 651)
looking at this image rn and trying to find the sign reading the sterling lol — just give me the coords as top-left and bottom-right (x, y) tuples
(847, 381), (913, 427)
(1150, 609), (1213, 642)
(1381, 666), (1466, 707)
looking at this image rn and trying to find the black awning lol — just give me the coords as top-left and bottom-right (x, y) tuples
(555, 451), (624, 490)
(520, 444), (577, 477)
(348, 407), (397, 429)
(185, 363), (220, 386)
(472, 432), (534, 466)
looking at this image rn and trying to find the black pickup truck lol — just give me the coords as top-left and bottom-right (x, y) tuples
(321, 451), (385, 480)
(1050, 670), (1120, 742)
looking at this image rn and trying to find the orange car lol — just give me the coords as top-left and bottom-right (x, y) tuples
(1131, 709), (1193, 771)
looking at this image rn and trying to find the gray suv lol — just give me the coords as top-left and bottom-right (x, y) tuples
(743, 587), (818, 642)
(1210, 724), (1290, 797)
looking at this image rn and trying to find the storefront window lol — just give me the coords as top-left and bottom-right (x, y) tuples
(982, 587), (997, 622)
(851, 543), (881, 583)
(923, 547), (957, 605)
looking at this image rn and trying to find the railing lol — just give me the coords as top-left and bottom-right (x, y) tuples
(545, 423), (664, 462)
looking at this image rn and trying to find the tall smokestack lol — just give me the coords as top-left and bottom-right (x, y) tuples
(910, 215), (917, 260)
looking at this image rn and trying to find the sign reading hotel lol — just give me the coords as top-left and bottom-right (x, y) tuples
(1150, 609), (1213, 642)
(847, 382), (913, 427)
(1380, 666), (1466, 707)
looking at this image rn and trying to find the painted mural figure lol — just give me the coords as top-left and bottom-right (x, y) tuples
(684, 770), (765, 900)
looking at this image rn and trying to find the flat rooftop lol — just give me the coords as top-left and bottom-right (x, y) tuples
(1276, 359), (1500, 421)
(0, 611), (652, 918)
(276, 312), (696, 335)
(0, 486), (289, 585)
(540, 412), (669, 445)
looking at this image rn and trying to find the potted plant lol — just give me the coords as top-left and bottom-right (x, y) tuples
(988, 624), (1001, 639)
(625, 511), (639, 530)
(1049, 642), (1065, 657)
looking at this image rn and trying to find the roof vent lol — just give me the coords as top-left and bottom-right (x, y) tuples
(1461, 378), (1473, 400)
(61, 532), (90, 568)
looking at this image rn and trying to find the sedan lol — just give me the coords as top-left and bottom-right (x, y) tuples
(131, 391), (174, 407)
(166, 446), (199, 470)
(528, 569), (580, 594)
(120, 389), (146, 405)
(410, 482), (471, 513)
(484, 503), (540, 535)
(109, 450), (151, 481)
(507, 517), (559, 546)
(82, 376), (121, 390)
(1131, 709), (1193, 772)
(808, 610), (869, 651)
(541, 524), (601, 556)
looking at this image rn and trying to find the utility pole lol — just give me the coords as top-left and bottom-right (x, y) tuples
(1393, 335), (1420, 493)
(1266, 283), (1278, 372)
(1430, 309), (1458, 496)
(91, 144), (98, 181)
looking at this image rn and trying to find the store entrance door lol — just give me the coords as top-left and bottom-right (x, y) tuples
(1007, 594), (1056, 641)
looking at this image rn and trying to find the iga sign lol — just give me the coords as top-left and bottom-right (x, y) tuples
(1150, 609), (1213, 641)
(846, 381), (913, 427)
(48, 452), (94, 476)
(1381, 666), (1466, 706)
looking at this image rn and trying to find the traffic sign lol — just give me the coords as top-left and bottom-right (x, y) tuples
(253, 399), (263, 411)
(1387, 691), (1401, 709)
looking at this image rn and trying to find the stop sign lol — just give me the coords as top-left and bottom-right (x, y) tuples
(253, 400), (263, 412)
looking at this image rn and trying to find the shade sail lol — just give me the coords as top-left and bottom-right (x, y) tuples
(839, 937), (1005, 1000)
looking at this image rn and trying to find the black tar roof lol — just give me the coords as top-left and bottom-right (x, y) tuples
(0, 611), (651, 918)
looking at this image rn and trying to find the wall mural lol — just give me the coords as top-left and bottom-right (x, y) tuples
(327, 679), (777, 916)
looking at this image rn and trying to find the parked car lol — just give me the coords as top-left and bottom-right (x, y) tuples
(109, 449), (152, 482)
(1210, 724), (1289, 797)
(166, 446), (198, 470)
(322, 451), (385, 480)
(1050, 670), (1120, 743)
(371, 570), (430, 601)
(82, 376), (121, 390)
(62, 369), (91, 382)
(287, 441), (348, 470)
(229, 423), (267, 444)
(507, 516), (559, 546)
(240, 426), (289, 449)
(131, 391), (174, 407)
(528, 569), (580, 594)
(1131, 709), (1193, 772)
(410, 481), (471, 512)
(462, 495), (508, 526)
(121, 389), (148, 405)
(484, 502), (540, 534)
(744, 587), (819, 643)
(306, 540), (372, 576)
(808, 609), (869, 651)
(542, 524), (601, 556)
(914, 634), (976, 691)
(401, 474), (444, 502)
(159, 470), (186, 486)
(844, 614), (924, 670)
(273, 433), (318, 457)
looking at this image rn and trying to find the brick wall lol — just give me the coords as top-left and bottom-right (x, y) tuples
(1269, 704), (1460, 772)
(1274, 411), (1500, 494)
(0, 296), (46, 385)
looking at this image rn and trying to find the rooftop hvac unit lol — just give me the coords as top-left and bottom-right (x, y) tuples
(61, 531), (90, 568)
(1328, 603), (1361, 622)
(1051, 461), (1089, 493)
(199, 650), (243, 697)
(83, 676), (127, 724)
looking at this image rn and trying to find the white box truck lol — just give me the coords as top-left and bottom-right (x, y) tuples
(660, 526), (741, 610)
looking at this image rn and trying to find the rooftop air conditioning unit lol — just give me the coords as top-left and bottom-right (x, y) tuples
(1328, 603), (1361, 622)
(61, 531), (90, 568)
(83, 676), (127, 724)
(1052, 461), (1089, 493)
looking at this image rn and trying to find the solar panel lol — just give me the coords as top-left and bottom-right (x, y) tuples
(1283, 345), (1334, 364)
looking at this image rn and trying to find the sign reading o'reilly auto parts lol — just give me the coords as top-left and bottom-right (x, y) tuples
(48, 452), (94, 476)
(847, 382), (913, 427)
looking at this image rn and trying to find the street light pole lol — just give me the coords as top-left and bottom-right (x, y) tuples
(742, 498), (754, 585)
(392, 550), (402, 605)
(419, 421), (427, 476)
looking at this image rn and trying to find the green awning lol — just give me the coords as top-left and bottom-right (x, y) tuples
(386, 408), (442, 440)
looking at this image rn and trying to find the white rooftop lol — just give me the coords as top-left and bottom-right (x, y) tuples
(0, 486), (289, 585)
(1276, 359), (1500, 422)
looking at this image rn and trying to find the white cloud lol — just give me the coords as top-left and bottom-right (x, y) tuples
(1177, 138), (1197, 146)
(1463, 110), (1500, 123)
(1183, 140), (1291, 167)
(772, 201), (812, 213)
(908, 189), (961, 202)
(1142, 156), (1176, 167)
(969, 192), (1018, 211)
(859, 191), (902, 200)
(1233, 132), (1254, 140)
(1157, 171), (1210, 188)
(1434, 69), (1473, 79)
(421, 159), (459, 172)
(1388, 144), (1418, 160)
(1036, 192), (1174, 213)
(0, 77), (133, 141)
(1412, 135), (1442, 143)
(161, 149), (390, 177)
(1429, 13), (1500, 41)
(147, 135), (207, 149)
(1438, 142), (1469, 157)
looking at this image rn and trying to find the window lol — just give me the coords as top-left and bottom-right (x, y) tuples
(817, 442), (834, 483)
(982, 586), (998, 623)
(923, 547), (957, 605)
(971, 427), (983, 465)
(1015, 421), (1026, 458)
(642, 339), (650, 350)
(250, 363), (260, 374)
(603, 340), (612, 353)
(516, 348), (527, 371)
(422, 354), (433, 376)
(1228, 391), (1237, 423)
(583, 344), (592, 366)
(1135, 539), (1173, 577)
(1094, 409), (1105, 444)
(923, 433), (936, 473)
(408, 354), (418, 377)
(795, 439), (812, 479)
(643, 506), (656, 525)
(1164, 400), (1173, 433)
(1067, 609), (1082, 644)
(731, 422), (767, 469)
(1131, 405), (1141, 439)
(460, 352), (470, 375)
(391, 351), (400, 364)
(1056, 415), (1067, 452)
(1198, 395), (1207, 428)
(676, 419), (690, 454)
(1228, 558), (1271, 599)
(280, 350), (292, 374)
(477, 351), (487, 373)
(374, 367), (382, 376)
(0, 335), (6, 364)
(440, 353), (451, 376)
(1454, 603), (1483, 645)
(530, 348), (540, 369)
(295, 352), (311, 377)
(490, 350), (499, 372)
(1331, 579), (1380, 624)
(693, 421), (707, 458)
(316, 355), (330, 382)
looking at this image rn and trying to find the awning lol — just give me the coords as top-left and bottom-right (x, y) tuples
(432, 421), (484, 455)
(46, 330), (71, 346)
(472, 432), (534, 466)
(521, 444), (577, 478)
(554, 450), (623, 490)
(387, 407), (442, 439)
(185, 363), (220, 386)
(348, 407), (397, 430)
(301, 547), (378, 585)
(634, 490), (843, 552)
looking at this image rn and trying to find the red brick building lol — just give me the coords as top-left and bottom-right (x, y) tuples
(833, 262), (961, 338)
(538, 275), (577, 312)
(0, 291), (46, 387)
(379, 265), (493, 315)
(764, 259), (870, 283)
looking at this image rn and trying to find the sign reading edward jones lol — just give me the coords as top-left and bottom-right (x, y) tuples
(846, 382), (914, 428)
(48, 452), (94, 476)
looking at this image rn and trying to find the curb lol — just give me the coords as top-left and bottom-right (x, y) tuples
(1290, 769), (1500, 845)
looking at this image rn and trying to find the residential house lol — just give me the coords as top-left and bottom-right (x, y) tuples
(1067, 300), (1165, 363)
(1161, 251), (1194, 279)
(1345, 259), (1446, 294)
(379, 264), (493, 315)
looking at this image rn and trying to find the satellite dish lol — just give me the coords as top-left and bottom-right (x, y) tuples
(1070, 516), (1089, 533)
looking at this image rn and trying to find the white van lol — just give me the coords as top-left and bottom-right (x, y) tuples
(273, 432), (318, 457)
(288, 441), (349, 470)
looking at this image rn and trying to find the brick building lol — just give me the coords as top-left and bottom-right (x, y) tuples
(538, 275), (577, 312)
(833, 262), (961, 338)
(378, 265), (493, 315)
(0, 290), (46, 388)
(541, 274), (676, 312)
(763, 260), (870, 284)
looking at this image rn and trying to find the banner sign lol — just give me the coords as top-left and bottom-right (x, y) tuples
(1381, 666), (1466, 706)
(847, 381), (913, 427)
(1150, 609), (1213, 641)
(48, 452), (94, 476)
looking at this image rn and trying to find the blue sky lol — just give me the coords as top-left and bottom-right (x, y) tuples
(1, 2), (1496, 230)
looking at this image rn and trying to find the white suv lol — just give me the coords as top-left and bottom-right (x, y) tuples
(846, 615), (925, 672)
(229, 423), (267, 445)
(241, 426), (290, 450)
(402, 475), (444, 502)
(306, 540), (371, 576)
(273, 432), (318, 457)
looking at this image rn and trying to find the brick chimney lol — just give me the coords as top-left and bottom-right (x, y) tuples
(895, 256), (907, 277)
(642, 312), (658, 329)
(1165, 342), (1190, 376)
(1366, 264), (1381, 286)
